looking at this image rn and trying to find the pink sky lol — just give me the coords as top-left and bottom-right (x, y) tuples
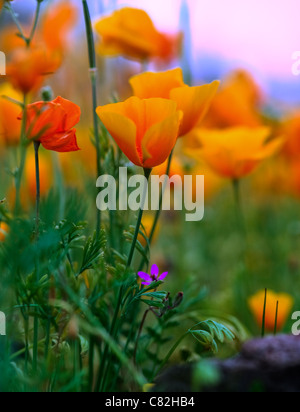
(118, 0), (300, 81)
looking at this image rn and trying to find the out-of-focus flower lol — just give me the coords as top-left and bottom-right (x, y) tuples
(0, 83), (22, 146)
(280, 112), (300, 161)
(138, 263), (168, 286)
(0, 222), (9, 242)
(138, 214), (160, 247)
(25, 151), (53, 202)
(202, 70), (262, 129)
(41, 0), (78, 55)
(4, 1), (78, 94)
(96, 96), (182, 169)
(94, 7), (182, 63)
(248, 290), (294, 332)
(130, 68), (220, 137)
(6, 47), (61, 94)
(187, 127), (284, 179)
(20, 96), (81, 152)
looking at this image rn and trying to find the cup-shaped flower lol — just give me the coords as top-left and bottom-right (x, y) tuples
(130, 68), (220, 137)
(96, 96), (182, 169)
(187, 127), (284, 179)
(248, 290), (294, 333)
(94, 7), (181, 62)
(130, 68), (186, 100)
(20, 96), (81, 152)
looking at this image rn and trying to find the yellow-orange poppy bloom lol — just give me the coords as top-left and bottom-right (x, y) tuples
(280, 112), (300, 161)
(0, 83), (22, 146)
(188, 127), (284, 179)
(96, 97), (182, 169)
(0, 222), (9, 242)
(94, 7), (181, 62)
(248, 290), (294, 332)
(202, 69), (262, 129)
(130, 68), (220, 137)
(130, 68), (186, 100)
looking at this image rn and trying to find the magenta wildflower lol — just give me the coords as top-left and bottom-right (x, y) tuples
(138, 264), (168, 286)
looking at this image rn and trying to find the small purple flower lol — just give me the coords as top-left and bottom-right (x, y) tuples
(138, 264), (168, 286)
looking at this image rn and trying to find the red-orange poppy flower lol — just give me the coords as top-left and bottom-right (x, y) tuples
(20, 96), (81, 153)
(6, 47), (61, 94)
(94, 7), (181, 63)
(96, 96), (182, 169)
(130, 68), (220, 137)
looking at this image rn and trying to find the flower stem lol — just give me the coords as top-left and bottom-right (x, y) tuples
(82, 0), (102, 236)
(126, 168), (152, 269)
(138, 151), (174, 272)
(274, 300), (279, 336)
(261, 288), (268, 338)
(95, 169), (151, 392)
(34, 141), (41, 239)
(133, 308), (150, 364)
(15, 94), (28, 215)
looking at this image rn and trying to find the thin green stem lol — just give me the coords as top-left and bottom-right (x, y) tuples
(133, 309), (150, 364)
(34, 141), (41, 239)
(15, 94), (28, 215)
(274, 300), (279, 336)
(96, 169), (151, 392)
(155, 331), (189, 376)
(139, 152), (174, 272)
(126, 168), (152, 269)
(28, 1), (42, 45)
(82, 0), (102, 236)
(261, 288), (267, 338)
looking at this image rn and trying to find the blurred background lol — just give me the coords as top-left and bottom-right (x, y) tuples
(6, 0), (300, 106)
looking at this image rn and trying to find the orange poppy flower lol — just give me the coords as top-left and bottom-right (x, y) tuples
(248, 290), (294, 332)
(25, 151), (53, 202)
(41, 0), (78, 54)
(0, 222), (9, 242)
(6, 47), (61, 94)
(280, 112), (300, 161)
(0, 83), (22, 146)
(202, 70), (262, 129)
(130, 68), (186, 100)
(130, 68), (220, 137)
(187, 127), (284, 179)
(96, 96), (182, 169)
(21, 96), (81, 153)
(94, 7), (181, 62)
